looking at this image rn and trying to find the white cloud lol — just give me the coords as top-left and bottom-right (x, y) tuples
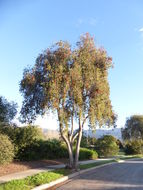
(76, 17), (97, 27)
(77, 18), (84, 25)
(89, 18), (97, 26)
(139, 28), (143, 32)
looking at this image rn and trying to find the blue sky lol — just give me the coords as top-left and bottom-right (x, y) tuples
(1, 0), (143, 128)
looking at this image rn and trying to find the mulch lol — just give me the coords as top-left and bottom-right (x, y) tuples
(0, 159), (67, 177)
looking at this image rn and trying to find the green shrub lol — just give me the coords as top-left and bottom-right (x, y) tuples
(95, 135), (119, 157)
(124, 140), (143, 155)
(0, 124), (43, 145)
(17, 139), (68, 161)
(0, 133), (14, 164)
(78, 148), (98, 160)
(17, 138), (98, 161)
(0, 124), (44, 159)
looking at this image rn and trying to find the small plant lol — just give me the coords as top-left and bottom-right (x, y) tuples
(0, 133), (14, 164)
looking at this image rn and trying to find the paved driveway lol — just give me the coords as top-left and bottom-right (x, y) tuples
(56, 159), (143, 190)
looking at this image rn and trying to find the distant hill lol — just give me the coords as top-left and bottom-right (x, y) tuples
(42, 129), (60, 139)
(42, 127), (122, 140)
(83, 128), (122, 140)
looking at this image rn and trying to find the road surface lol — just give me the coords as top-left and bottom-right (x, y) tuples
(56, 159), (143, 190)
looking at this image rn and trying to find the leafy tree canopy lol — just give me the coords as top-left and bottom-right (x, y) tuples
(122, 115), (143, 141)
(20, 33), (115, 169)
(0, 96), (17, 123)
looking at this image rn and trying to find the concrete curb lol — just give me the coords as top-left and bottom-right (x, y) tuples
(32, 161), (117, 190)
(116, 160), (125, 163)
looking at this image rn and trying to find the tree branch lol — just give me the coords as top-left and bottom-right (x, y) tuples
(69, 115), (74, 142)
(82, 115), (88, 128)
(72, 131), (79, 142)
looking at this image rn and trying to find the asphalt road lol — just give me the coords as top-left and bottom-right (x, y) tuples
(56, 159), (143, 190)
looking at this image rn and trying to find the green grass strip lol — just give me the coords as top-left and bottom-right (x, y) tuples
(0, 169), (70, 190)
(118, 154), (143, 160)
(80, 159), (116, 170)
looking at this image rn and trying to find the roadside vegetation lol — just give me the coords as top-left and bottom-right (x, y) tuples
(0, 169), (70, 190)
(79, 159), (116, 170)
(0, 160), (116, 190)
(0, 122), (98, 163)
(2, 154), (143, 190)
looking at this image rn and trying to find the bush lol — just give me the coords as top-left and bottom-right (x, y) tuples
(17, 139), (69, 161)
(95, 135), (119, 157)
(0, 124), (43, 145)
(0, 124), (44, 159)
(124, 140), (143, 155)
(78, 148), (98, 160)
(15, 125), (43, 158)
(17, 138), (98, 161)
(0, 133), (14, 164)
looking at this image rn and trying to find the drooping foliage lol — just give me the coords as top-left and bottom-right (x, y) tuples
(20, 34), (114, 126)
(20, 33), (115, 169)
(72, 34), (114, 127)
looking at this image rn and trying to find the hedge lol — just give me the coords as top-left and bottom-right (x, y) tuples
(17, 139), (98, 161)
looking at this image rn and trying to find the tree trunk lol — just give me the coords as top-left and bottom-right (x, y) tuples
(66, 140), (74, 168)
(58, 110), (74, 168)
(74, 119), (83, 170)
(60, 131), (74, 168)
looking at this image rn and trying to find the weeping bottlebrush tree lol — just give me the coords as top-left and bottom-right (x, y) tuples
(20, 33), (116, 170)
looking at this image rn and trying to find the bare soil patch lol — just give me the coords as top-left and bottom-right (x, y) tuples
(0, 159), (67, 177)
